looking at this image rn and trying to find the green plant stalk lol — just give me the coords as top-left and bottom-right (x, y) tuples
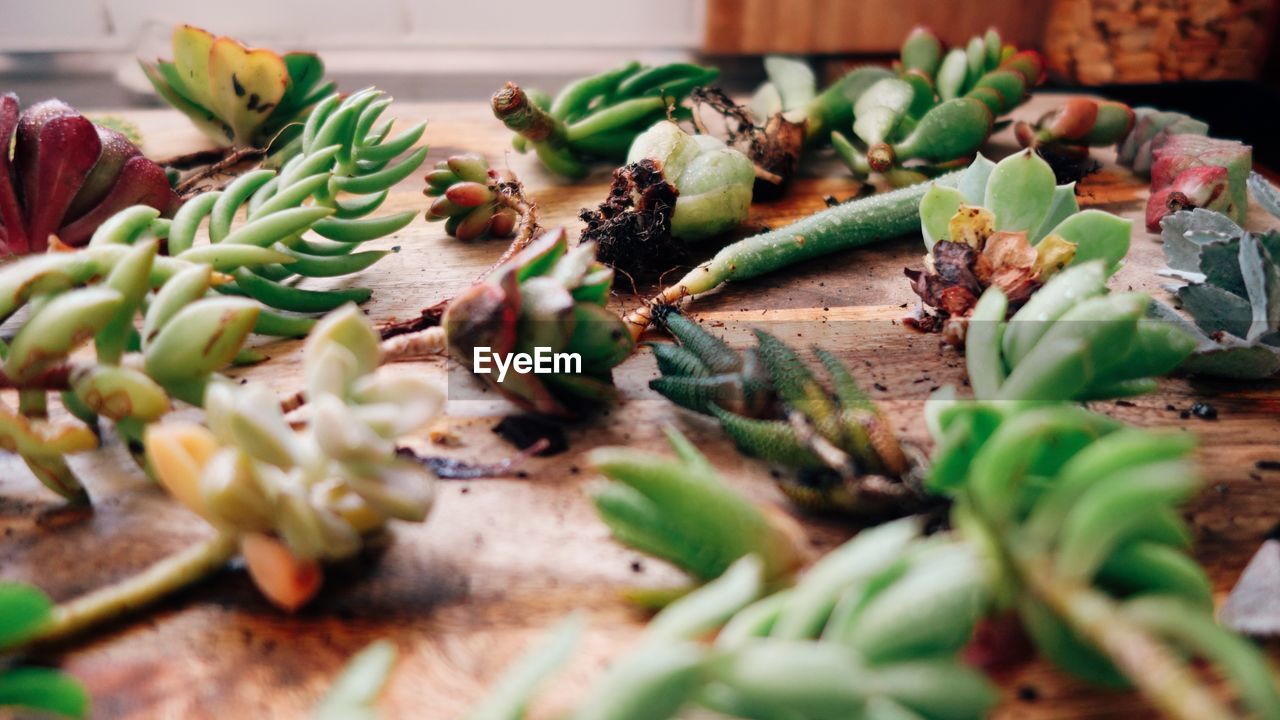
(24, 534), (237, 648)
(1016, 556), (1237, 720)
(625, 170), (962, 336)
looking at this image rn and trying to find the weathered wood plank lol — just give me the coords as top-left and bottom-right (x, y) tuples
(1, 94), (1278, 719)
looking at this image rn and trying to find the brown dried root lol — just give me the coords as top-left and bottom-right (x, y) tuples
(690, 86), (803, 197)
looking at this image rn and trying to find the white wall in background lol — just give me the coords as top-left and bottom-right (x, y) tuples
(0, 0), (705, 52)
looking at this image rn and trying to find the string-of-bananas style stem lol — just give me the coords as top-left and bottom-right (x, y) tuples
(165, 86), (427, 335)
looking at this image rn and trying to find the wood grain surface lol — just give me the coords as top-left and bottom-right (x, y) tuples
(703, 0), (1051, 55)
(2, 93), (1279, 719)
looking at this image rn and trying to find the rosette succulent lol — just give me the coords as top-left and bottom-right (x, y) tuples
(906, 151), (1131, 338)
(443, 228), (633, 417)
(0, 94), (177, 256)
(140, 25), (336, 150)
(147, 305), (441, 610)
(581, 120), (755, 275)
(1150, 184), (1280, 379)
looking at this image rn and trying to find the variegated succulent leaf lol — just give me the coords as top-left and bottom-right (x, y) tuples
(140, 25), (336, 149)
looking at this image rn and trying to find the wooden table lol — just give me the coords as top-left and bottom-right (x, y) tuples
(2, 95), (1279, 719)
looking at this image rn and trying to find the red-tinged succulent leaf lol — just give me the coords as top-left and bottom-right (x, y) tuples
(0, 93), (27, 254)
(59, 155), (179, 246)
(15, 100), (101, 252)
(0, 95), (178, 255)
(65, 127), (142, 219)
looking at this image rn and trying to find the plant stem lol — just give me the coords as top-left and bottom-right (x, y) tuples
(1018, 555), (1238, 720)
(29, 533), (238, 648)
(623, 171), (962, 337)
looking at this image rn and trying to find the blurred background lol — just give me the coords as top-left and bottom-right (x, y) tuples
(3, 0), (1278, 144)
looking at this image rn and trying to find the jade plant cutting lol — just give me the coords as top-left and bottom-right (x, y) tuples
(831, 27), (1044, 184)
(647, 307), (927, 517)
(491, 61), (719, 178)
(1014, 97), (1136, 182)
(0, 94), (177, 255)
(4, 306), (441, 649)
(1149, 187), (1280, 379)
(140, 25), (336, 151)
(468, 521), (997, 720)
(442, 228), (633, 417)
(906, 151), (1132, 337)
(580, 120), (755, 276)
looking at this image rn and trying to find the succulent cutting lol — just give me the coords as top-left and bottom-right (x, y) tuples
(906, 151), (1132, 336)
(831, 27), (1043, 184)
(929, 402), (1280, 720)
(1149, 188), (1280, 379)
(588, 426), (807, 586)
(424, 153), (526, 242)
(161, 86), (425, 333)
(580, 120), (755, 276)
(705, 58), (892, 193)
(483, 404), (1280, 720)
(648, 307), (927, 516)
(443, 228), (633, 417)
(0, 95), (178, 256)
(1014, 97), (1136, 182)
(624, 168), (965, 337)
(491, 61), (719, 178)
(3, 305), (441, 648)
(140, 25), (337, 151)
(146, 305), (440, 611)
(469, 522), (996, 720)
(963, 261), (1196, 402)
(0, 239), (260, 503)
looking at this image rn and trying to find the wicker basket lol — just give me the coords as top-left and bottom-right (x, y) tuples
(1045, 0), (1276, 84)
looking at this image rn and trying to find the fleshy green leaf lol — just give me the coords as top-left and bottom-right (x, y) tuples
(314, 640), (397, 720)
(0, 582), (53, 649)
(0, 667), (90, 719)
(983, 150), (1056, 233)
